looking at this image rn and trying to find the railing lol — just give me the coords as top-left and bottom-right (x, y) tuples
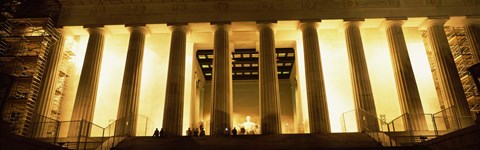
(96, 114), (153, 150)
(357, 109), (400, 147)
(28, 119), (106, 150)
(340, 109), (355, 132)
(340, 106), (476, 147)
(25, 114), (152, 150)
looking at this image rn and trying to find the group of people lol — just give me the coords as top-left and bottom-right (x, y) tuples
(152, 128), (165, 137)
(153, 124), (207, 137)
(185, 126), (206, 137)
(224, 127), (238, 136)
(153, 116), (261, 137)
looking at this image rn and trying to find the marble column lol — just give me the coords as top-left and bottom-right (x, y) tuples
(210, 23), (233, 135)
(343, 20), (379, 132)
(257, 21), (282, 134)
(299, 21), (330, 133)
(421, 17), (474, 128)
(162, 24), (189, 136)
(115, 25), (148, 136)
(464, 16), (480, 63)
(384, 18), (428, 130)
(33, 29), (65, 137)
(69, 26), (107, 137)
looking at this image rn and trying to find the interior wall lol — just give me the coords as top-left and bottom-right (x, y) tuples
(202, 79), (294, 134)
(231, 80), (259, 131)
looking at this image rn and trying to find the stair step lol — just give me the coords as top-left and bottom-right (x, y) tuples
(114, 133), (420, 150)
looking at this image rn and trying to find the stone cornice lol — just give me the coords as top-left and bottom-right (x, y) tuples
(59, 0), (478, 7)
(58, 0), (480, 26)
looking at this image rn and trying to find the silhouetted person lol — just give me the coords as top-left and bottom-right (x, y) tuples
(200, 128), (205, 137)
(153, 128), (160, 138)
(186, 128), (192, 136)
(193, 128), (199, 136)
(160, 128), (166, 137)
(232, 127), (237, 136)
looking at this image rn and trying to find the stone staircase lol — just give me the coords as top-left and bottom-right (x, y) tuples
(113, 133), (429, 150)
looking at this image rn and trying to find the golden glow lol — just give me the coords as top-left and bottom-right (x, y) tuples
(60, 21), (440, 135)
(294, 27), (440, 133)
(362, 27), (440, 127)
(403, 27), (440, 115)
(318, 29), (356, 132)
(62, 32), (174, 136)
(93, 34), (129, 128)
(294, 38), (310, 133)
(137, 33), (171, 135)
(182, 42), (195, 135)
(404, 27), (441, 130)
(361, 28), (402, 122)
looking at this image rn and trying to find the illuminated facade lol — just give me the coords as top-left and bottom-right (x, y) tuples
(2, 0), (480, 141)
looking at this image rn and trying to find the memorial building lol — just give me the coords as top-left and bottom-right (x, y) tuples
(1, 0), (479, 149)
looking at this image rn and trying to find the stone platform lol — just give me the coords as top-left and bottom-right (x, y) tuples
(114, 133), (429, 150)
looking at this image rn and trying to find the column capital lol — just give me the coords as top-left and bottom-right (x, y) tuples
(256, 21), (277, 30)
(343, 18), (365, 29)
(464, 15), (480, 26)
(167, 23), (190, 33)
(85, 27), (109, 35)
(211, 22), (231, 32)
(419, 16), (450, 30)
(56, 28), (75, 41)
(56, 28), (71, 36)
(298, 21), (320, 31)
(127, 25), (150, 35)
(380, 17), (407, 31)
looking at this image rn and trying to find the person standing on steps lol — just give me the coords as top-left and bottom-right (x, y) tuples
(160, 128), (165, 137)
(193, 128), (199, 136)
(200, 128), (206, 137)
(153, 128), (160, 138)
(186, 128), (192, 136)
(232, 127), (237, 136)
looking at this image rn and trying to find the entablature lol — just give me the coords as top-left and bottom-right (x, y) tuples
(58, 0), (480, 27)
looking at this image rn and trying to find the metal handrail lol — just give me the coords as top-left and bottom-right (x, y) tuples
(23, 113), (151, 150)
(340, 106), (476, 147)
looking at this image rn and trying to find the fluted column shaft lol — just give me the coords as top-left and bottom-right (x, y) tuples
(210, 23), (233, 135)
(69, 27), (106, 136)
(299, 22), (330, 133)
(162, 25), (189, 136)
(464, 18), (480, 63)
(385, 19), (427, 130)
(257, 22), (282, 134)
(422, 18), (474, 128)
(33, 29), (65, 137)
(115, 26), (147, 136)
(343, 20), (379, 132)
